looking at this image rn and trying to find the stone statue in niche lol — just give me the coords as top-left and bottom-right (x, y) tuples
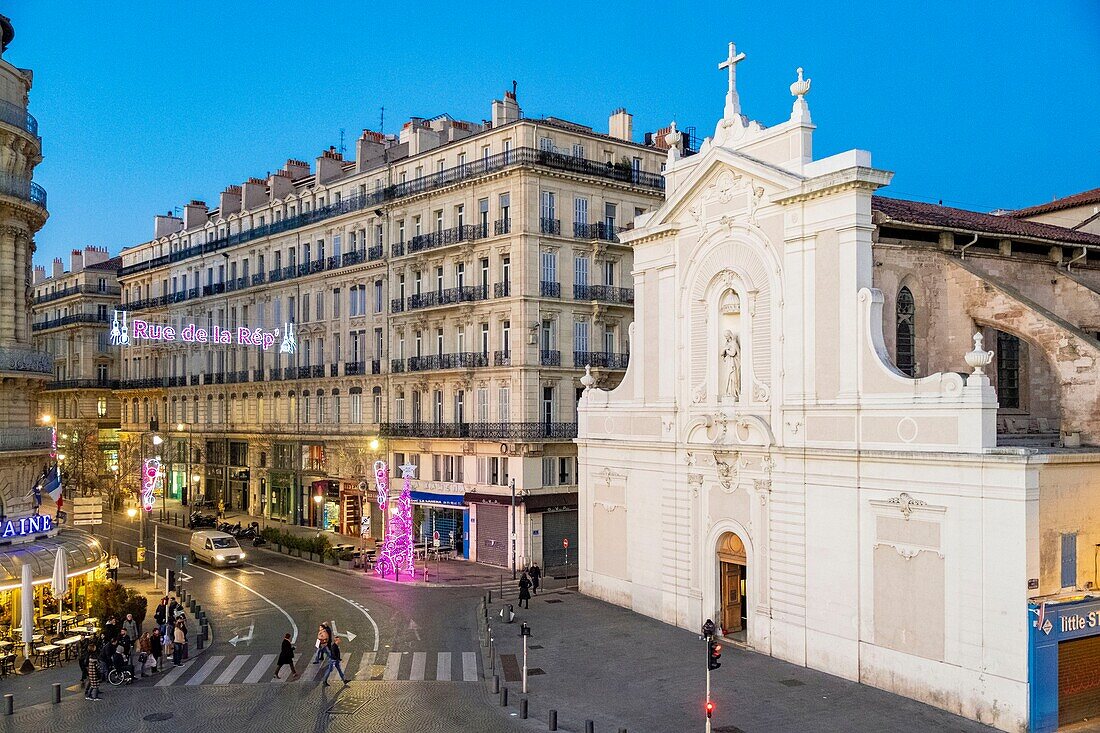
(721, 330), (741, 400)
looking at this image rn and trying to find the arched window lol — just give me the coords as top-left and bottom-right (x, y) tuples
(895, 287), (916, 377)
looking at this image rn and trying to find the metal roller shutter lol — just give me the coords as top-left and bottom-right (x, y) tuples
(1058, 635), (1100, 726)
(476, 503), (509, 567)
(541, 509), (578, 575)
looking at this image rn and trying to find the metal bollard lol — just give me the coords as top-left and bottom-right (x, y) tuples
(500, 686), (508, 707)
(585, 721), (594, 733)
(4, 694), (12, 715)
(548, 709), (557, 731)
(521, 698), (528, 719)
(196, 635), (204, 650)
(52, 684), (60, 704)
(619, 729), (627, 733)
(492, 674), (499, 694)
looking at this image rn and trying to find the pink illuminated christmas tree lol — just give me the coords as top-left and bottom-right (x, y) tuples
(374, 460), (416, 579)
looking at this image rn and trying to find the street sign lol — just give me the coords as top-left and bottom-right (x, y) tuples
(136, 546), (146, 563)
(71, 497), (103, 526)
(562, 538), (569, 549)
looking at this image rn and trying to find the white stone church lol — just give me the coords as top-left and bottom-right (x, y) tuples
(576, 43), (1100, 733)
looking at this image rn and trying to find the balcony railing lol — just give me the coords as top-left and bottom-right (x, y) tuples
(408, 285), (489, 311)
(540, 281), (560, 298)
(540, 218), (560, 235)
(406, 224), (483, 255)
(32, 313), (110, 332)
(117, 377), (169, 390)
(494, 350), (511, 366)
(253, 368), (266, 382)
(574, 351), (630, 369)
(380, 422), (577, 440)
(42, 378), (117, 390)
(119, 146), (663, 278)
(390, 358), (405, 373)
(573, 284), (634, 304)
(0, 99), (39, 138)
(251, 272), (266, 286)
(572, 221), (625, 242)
(371, 359), (381, 374)
(0, 346), (53, 375)
(0, 427), (54, 453)
(494, 218), (511, 236)
(34, 284), (121, 305)
(330, 363), (340, 377)
(390, 298), (405, 313)
(540, 349), (561, 366)
(493, 282), (511, 298)
(0, 173), (45, 210)
(345, 360), (366, 376)
(407, 352), (489, 372)
(368, 244), (383, 261)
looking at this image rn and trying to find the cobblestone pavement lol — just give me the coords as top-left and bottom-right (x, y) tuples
(487, 590), (999, 733)
(0, 681), (516, 733)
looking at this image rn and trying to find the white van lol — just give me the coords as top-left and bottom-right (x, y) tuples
(189, 530), (246, 567)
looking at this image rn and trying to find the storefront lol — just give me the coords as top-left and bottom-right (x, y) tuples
(523, 493), (578, 573)
(203, 464), (224, 508)
(267, 471), (295, 521)
(410, 492), (467, 558)
(1029, 595), (1100, 731)
(470, 498), (510, 567)
(166, 468), (185, 502)
(228, 467), (250, 513)
(310, 480), (340, 531)
(0, 516), (107, 637)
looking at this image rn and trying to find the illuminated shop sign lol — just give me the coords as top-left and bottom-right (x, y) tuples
(110, 310), (296, 353)
(1, 513), (54, 539)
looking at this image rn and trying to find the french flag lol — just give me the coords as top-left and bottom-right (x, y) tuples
(34, 466), (63, 509)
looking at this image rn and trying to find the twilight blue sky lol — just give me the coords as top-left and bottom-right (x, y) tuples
(12, 1), (1100, 266)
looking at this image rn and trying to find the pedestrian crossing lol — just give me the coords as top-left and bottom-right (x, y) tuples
(149, 649), (480, 687)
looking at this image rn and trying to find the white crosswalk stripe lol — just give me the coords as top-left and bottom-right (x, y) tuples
(144, 650), (479, 686)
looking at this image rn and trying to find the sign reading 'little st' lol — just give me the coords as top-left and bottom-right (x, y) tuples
(130, 319), (284, 350)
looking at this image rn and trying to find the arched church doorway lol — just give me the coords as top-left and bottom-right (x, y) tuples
(717, 532), (747, 640)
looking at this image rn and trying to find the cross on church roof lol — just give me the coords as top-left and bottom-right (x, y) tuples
(718, 41), (747, 117)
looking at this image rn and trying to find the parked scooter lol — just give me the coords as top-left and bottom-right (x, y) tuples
(188, 511), (217, 529)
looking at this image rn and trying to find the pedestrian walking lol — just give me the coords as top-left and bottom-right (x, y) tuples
(122, 613), (139, 640)
(273, 633), (299, 680)
(314, 623), (332, 664)
(84, 642), (101, 700)
(321, 636), (348, 686)
(149, 628), (162, 673)
(529, 563), (542, 594)
(107, 554), (119, 582)
(117, 628), (133, 666)
(172, 620), (187, 666)
(137, 633), (152, 677)
(154, 597), (168, 636)
(518, 572), (532, 609)
(167, 596), (180, 624)
(102, 615), (119, 643)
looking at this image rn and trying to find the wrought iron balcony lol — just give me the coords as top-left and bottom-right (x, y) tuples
(574, 351), (630, 369)
(573, 284), (634, 304)
(330, 363), (340, 377)
(540, 349), (561, 366)
(251, 272), (266, 286)
(117, 377), (169, 390)
(390, 358), (405, 373)
(368, 244), (383, 261)
(540, 218), (560, 235)
(119, 146), (663, 278)
(494, 218), (511, 236)
(34, 284), (121, 305)
(0, 172), (46, 209)
(345, 360), (366, 376)
(189, 374), (199, 386)
(42, 378), (117, 390)
(494, 350), (511, 366)
(391, 241), (405, 257)
(572, 221), (625, 242)
(0, 99), (39, 138)
(32, 313), (110, 332)
(342, 250), (365, 267)
(0, 427), (54, 453)
(269, 269), (285, 283)
(0, 346), (53, 375)
(371, 359), (381, 374)
(540, 281), (560, 298)
(407, 224), (483, 255)
(407, 352), (489, 372)
(494, 282), (511, 298)
(408, 285), (489, 311)
(268, 367), (283, 381)
(253, 368), (266, 382)
(380, 422), (577, 441)
(390, 298), (405, 313)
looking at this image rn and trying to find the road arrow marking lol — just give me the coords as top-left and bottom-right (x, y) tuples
(228, 621), (255, 647)
(178, 572), (193, 583)
(408, 620), (421, 641)
(331, 619), (357, 643)
(240, 569), (265, 575)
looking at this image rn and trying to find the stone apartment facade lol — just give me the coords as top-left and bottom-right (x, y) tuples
(0, 13), (52, 517)
(31, 247), (123, 494)
(114, 93), (670, 570)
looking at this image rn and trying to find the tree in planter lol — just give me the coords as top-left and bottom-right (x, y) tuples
(87, 580), (148, 629)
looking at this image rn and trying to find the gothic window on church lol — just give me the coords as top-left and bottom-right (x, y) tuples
(996, 331), (1021, 409)
(895, 287), (916, 377)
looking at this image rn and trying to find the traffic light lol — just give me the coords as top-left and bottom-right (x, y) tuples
(708, 639), (722, 670)
(705, 700), (715, 719)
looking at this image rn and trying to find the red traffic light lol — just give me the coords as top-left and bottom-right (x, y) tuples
(706, 700), (715, 718)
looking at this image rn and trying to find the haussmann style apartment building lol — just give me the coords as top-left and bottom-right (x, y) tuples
(114, 91), (679, 571)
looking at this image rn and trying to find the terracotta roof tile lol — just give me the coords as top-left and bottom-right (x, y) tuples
(871, 196), (1100, 247)
(1008, 187), (1100, 219)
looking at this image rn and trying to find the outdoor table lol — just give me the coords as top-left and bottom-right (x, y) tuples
(69, 625), (98, 637)
(56, 636), (82, 661)
(33, 643), (61, 668)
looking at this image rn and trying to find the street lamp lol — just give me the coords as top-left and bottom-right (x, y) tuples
(369, 438), (380, 451)
(126, 507), (137, 520)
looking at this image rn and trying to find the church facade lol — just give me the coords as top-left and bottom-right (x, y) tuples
(576, 44), (1100, 733)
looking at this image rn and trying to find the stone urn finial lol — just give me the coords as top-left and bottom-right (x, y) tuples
(790, 67), (811, 99)
(580, 364), (595, 390)
(964, 332), (995, 374)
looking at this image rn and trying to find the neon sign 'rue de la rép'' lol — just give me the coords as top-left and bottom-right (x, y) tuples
(109, 310), (296, 352)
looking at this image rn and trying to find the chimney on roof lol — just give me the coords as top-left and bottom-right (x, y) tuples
(83, 245), (108, 267)
(283, 159), (311, 181)
(34, 265), (45, 284)
(491, 88), (521, 128)
(609, 108), (633, 142)
(70, 248), (84, 273)
(316, 147), (345, 184)
(52, 257), (64, 279)
(268, 170), (293, 201)
(219, 185), (242, 216)
(356, 130), (386, 173)
(154, 212), (183, 239)
(241, 178), (267, 210)
(183, 200), (208, 230)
